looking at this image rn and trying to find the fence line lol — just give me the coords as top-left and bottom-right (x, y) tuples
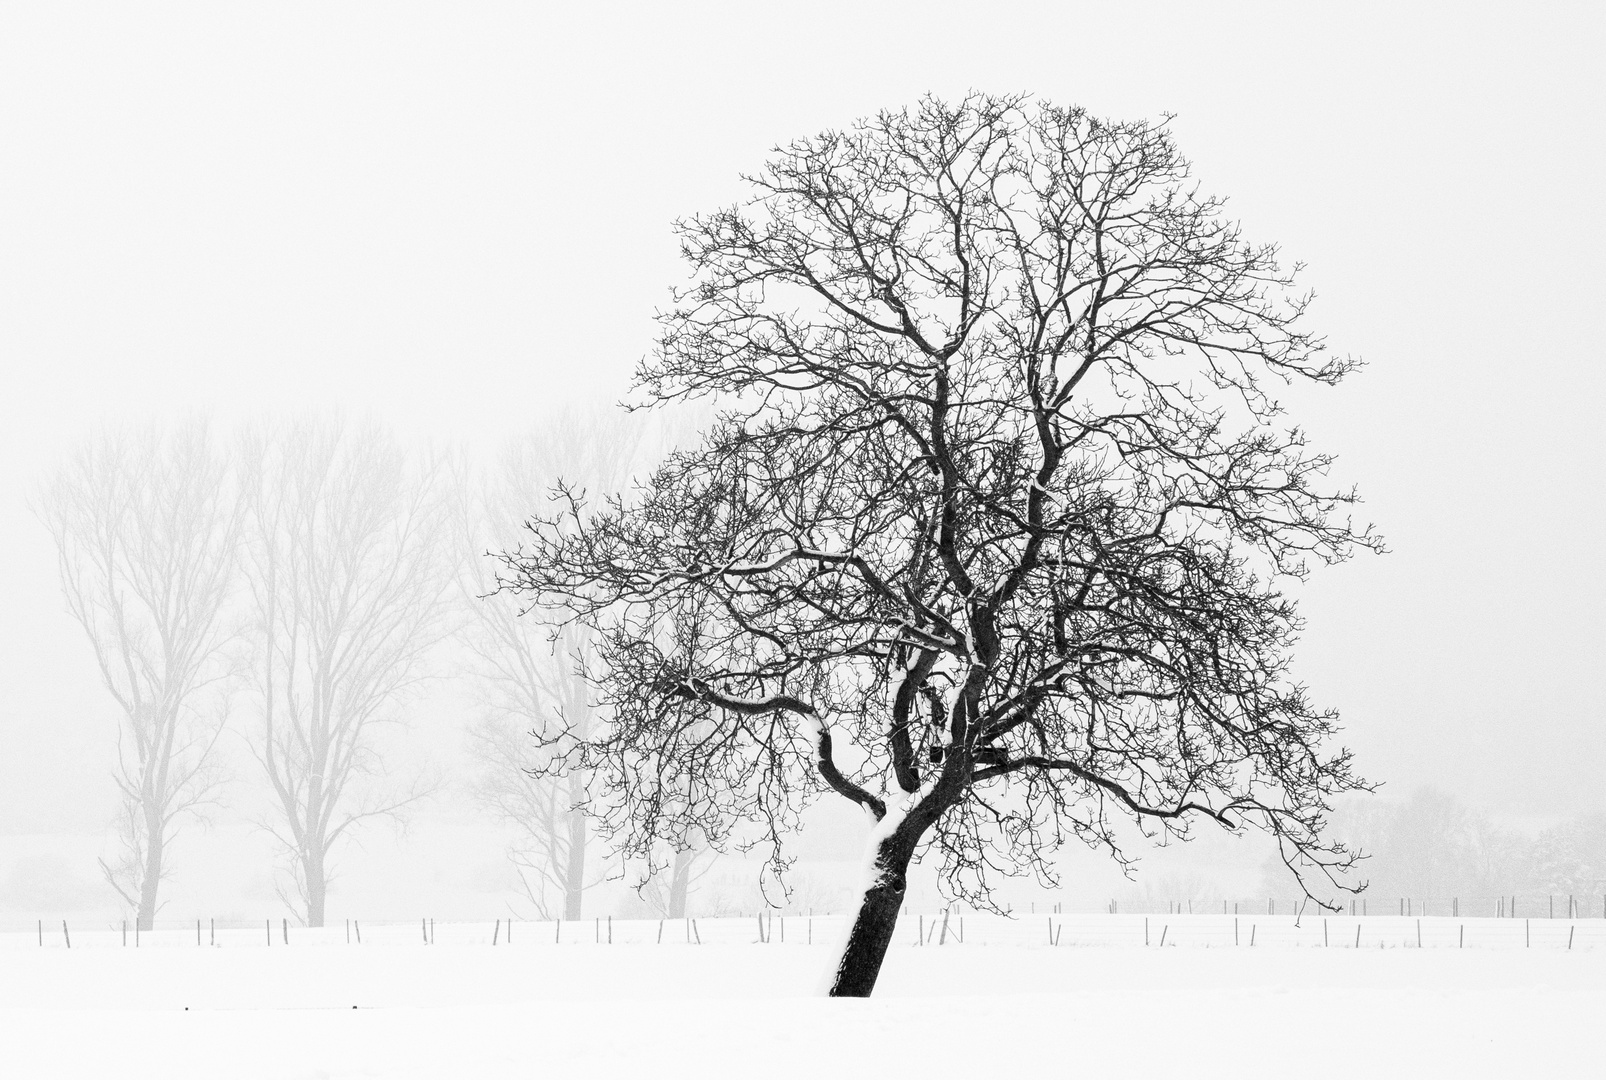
(3, 912), (1601, 951)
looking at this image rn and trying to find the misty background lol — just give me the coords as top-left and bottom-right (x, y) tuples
(1, 2), (1602, 925)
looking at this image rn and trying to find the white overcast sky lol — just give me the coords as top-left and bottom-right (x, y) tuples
(1, 1), (1602, 834)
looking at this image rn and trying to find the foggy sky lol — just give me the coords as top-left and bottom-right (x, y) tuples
(2, 0), (1602, 856)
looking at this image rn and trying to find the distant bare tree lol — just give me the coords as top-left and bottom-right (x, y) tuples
(624, 831), (718, 918)
(457, 411), (668, 920)
(36, 423), (238, 929)
(464, 623), (607, 919)
(240, 420), (451, 926)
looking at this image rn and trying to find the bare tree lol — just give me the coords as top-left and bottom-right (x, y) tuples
(463, 622), (607, 919)
(457, 411), (668, 919)
(240, 420), (451, 926)
(36, 423), (237, 929)
(501, 94), (1381, 995)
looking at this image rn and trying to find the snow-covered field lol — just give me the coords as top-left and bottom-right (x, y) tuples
(2, 916), (1600, 1078)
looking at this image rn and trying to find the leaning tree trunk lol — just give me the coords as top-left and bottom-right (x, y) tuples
(562, 803), (586, 920)
(136, 806), (164, 932)
(827, 832), (917, 997)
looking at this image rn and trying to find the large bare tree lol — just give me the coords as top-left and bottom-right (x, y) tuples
(501, 94), (1381, 995)
(241, 420), (451, 926)
(36, 423), (238, 929)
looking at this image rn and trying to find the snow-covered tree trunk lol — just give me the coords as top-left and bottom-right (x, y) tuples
(826, 820), (920, 997)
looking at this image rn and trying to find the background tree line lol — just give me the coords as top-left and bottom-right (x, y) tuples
(1317, 788), (1606, 903)
(33, 411), (711, 929)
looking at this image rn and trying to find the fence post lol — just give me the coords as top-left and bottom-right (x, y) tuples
(492, 919), (500, 946)
(197, 919), (201, 946)
(266, 919), (270, 946)
(1355, 922), (1361, 948)
(355, 920), (361, 944)
(423, 918), (428, 944)
(211, 918), (215, 946)
(122, 921), (126, 947)
(62, 920), (70, 948)
(1569, 926), (1575, 950)
(282, 918), (288, 945)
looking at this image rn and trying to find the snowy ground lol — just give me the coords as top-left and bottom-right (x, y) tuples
(2, 916), (1600, 1078)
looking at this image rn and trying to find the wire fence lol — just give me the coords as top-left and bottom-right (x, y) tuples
(4, 910), (1603, 951)
(1060, 894), (1606, 919)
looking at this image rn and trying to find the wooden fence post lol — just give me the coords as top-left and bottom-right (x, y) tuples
(62, 920), (70, 948)
(492, 919), (500, 946)
(355, 920), (361, 944)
